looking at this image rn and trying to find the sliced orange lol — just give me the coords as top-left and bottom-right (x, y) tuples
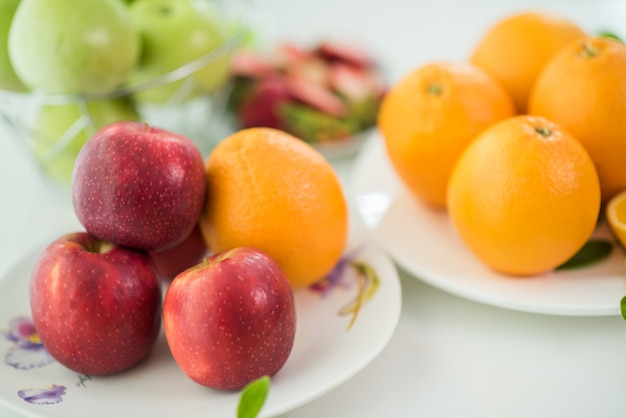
(606, 189), (626, 247)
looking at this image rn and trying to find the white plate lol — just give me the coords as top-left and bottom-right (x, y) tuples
(0, 239), (401, 418)
(352, 133), (626, 317)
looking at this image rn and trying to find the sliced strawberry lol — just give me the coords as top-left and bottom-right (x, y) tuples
(273, 43), (316, 68)
(315, 40), (374, 68)
(329, 63), (386, 101)
(231, 50), (277, 78)
(286, 74), (348, 116)
(285, 56), (330, 86)
(239, 76), (291, 129)
(229, 39), (385, 141)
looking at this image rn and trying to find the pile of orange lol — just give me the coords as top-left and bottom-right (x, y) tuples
(198, 11), (626, 281)
(379, 11), (626, 276)
(378, 61), (515, 208)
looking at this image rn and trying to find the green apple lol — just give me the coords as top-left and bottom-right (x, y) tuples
(33, 97), (140, 184)
(127, 0), (232, 104)
(8, 0), (140, 94)
(0, 0), (26, 91)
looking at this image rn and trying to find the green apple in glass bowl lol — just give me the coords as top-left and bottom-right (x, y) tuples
(0, 0), (252, 186)
(8, 0), (140, 95)
(32, 98), (140, 184)
(127, 0), (233, 104)
(0, 0), (26, 92)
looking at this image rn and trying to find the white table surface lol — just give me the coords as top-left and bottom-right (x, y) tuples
(2, 0), (626, 417)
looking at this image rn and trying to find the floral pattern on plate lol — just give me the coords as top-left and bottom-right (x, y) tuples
(311, 249), (381, 330)
(2, 316), (55, 370)
(2, 316), (66, 405)
(18, 384), (67, 405)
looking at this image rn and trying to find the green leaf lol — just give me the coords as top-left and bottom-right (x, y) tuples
(556, 239), (613, 270)
(237, 375), (270, 418)
(621, 295), (626, 321)
(597, 30), (624, 43)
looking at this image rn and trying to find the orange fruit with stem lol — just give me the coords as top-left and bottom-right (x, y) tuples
(528, 36), (626, 203)
(470, 11), (586, 113)
(378, 61), (515, 209)
(199, 127), (348, 289)
(447, 115), (600, 276)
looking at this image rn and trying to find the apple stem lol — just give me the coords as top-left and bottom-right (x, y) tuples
(99, 241), (116, 254)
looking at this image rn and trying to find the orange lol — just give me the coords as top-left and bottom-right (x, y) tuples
(447, 115), (600, 276)
(378, 61), (515, 209)
(470, 11), (586, 113)
(528, 36), (626, 203)
(607, 189), (626, 248)
(199, 127), (348, 289)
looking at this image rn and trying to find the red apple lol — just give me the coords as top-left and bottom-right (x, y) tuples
(163, 246), (296, 390)
(150, 224), (208, 280)
(29, 232), (162, 376)
(72, 121), (207, 252)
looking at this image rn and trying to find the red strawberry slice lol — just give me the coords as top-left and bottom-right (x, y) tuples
(329, 63), (386, 101)
(285, 57), (330, 86)
(286, 74), (347, 116)
(239, 77), (291, 129)
(231, 50), (277, 78)
(274, 43), (315, 67)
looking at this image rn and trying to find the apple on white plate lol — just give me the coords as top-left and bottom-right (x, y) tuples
(29, 232), (162, 375)
(150, 224), (208, 280)
(163, 246), (296, 391)
(72, 121), (207, 252)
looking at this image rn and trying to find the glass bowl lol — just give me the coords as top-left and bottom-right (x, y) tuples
(0, 0), (255, 186)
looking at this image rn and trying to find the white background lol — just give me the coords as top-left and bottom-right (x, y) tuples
(2, 0), (626, 417)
